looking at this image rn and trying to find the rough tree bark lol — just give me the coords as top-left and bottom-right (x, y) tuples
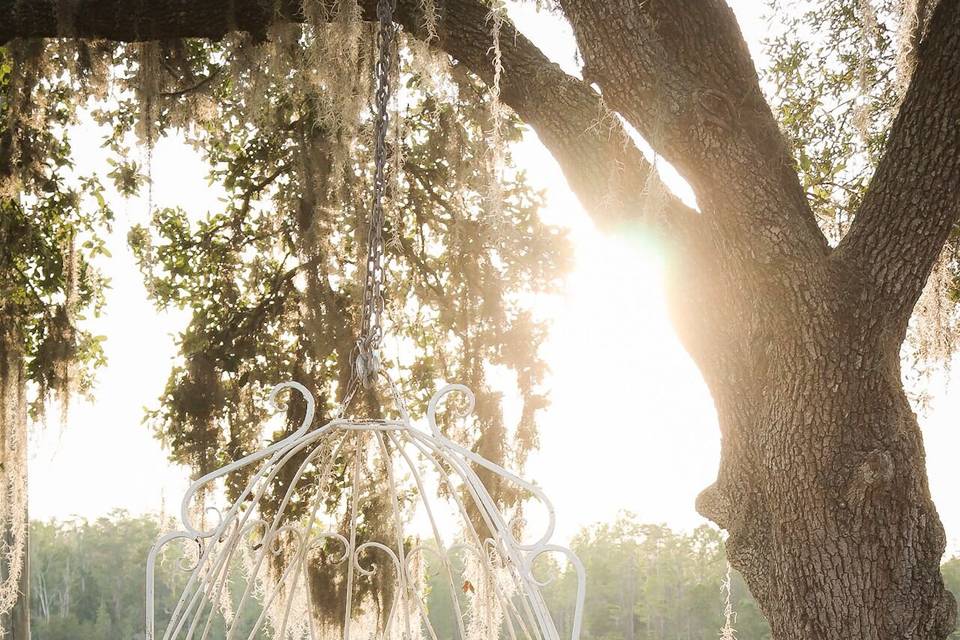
(3, 0), (960, 637)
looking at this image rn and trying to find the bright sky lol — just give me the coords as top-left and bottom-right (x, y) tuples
(26, 2), (960, 551)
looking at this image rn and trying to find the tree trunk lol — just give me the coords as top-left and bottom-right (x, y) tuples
(690, 281), (957, 639)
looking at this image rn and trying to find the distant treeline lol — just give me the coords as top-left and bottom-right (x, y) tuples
(28, 512), (960, 639)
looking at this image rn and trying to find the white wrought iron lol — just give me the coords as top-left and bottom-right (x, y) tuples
(146, 380), (585, 639)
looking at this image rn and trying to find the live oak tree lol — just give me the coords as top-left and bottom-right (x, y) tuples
(4, 0), (960, 638)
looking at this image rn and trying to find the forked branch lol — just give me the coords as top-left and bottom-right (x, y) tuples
(557, 0), (830, 264)
(835, 0), (960, 324)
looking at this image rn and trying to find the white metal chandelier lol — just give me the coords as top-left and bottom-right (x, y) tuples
(145, 1), (585, 637)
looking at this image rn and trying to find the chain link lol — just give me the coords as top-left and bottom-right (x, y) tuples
(353, 0), (398, 391)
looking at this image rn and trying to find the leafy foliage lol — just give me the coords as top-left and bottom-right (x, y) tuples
(0, 38), (114, 629)
(0, 41), (113, 413)
(115, 30), (570, 503)
(764, 0), (901, 240)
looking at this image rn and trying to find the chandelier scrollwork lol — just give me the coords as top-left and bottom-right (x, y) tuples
(147, 381), (585, 639)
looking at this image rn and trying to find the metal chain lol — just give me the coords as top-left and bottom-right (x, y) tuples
(352, 0), (398, 391)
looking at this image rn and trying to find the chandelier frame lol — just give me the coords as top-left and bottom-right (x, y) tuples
(146, 381), (585, 640)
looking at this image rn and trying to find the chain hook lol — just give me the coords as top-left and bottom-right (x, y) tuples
(354, 338), (381, 389)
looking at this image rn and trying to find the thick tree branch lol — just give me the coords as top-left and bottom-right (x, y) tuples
(0, 0), (301, 42)
(0, 0), (702, 248)
(834, 0), (960, 324)
(558, 0), (830, 264)
(425, 0), (699, 242)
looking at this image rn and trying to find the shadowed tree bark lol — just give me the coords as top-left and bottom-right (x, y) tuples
(4, 0), (960, 637)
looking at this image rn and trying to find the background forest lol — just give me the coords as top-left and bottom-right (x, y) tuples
(29, 513), (749, 640)
(27, 511), (960, 640)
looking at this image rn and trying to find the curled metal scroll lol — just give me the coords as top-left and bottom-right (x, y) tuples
(147, 380), (585, 640)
